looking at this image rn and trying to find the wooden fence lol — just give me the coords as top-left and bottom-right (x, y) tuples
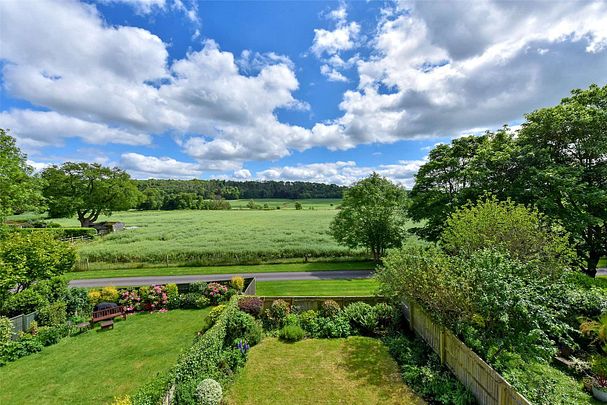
(9, 311), (37, 339)
(260, 295), (384, 311)
(403, 301), (531, 405)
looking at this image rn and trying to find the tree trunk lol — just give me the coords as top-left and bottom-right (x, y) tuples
(585, 250), (600, 278)
(372, 247), (381, 263)
(79, 218), (96, 228)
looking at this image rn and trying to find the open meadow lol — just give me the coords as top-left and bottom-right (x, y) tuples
(31, 199), (386, 268)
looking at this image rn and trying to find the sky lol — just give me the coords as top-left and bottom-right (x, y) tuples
(1, 0), (607, 188)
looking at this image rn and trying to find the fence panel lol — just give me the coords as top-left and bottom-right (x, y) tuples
(8, 311), (37, 338)
(405, 302), (531, 405)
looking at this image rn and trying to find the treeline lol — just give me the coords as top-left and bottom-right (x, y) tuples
(135, 179), (346, 211)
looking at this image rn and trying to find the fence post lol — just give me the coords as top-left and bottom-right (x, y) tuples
(439, 327), (446, 365)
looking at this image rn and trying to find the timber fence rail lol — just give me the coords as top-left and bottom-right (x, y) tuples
(403, 301), (531, 405)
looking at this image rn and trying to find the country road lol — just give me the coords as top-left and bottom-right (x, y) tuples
(68, 270), (374, 288)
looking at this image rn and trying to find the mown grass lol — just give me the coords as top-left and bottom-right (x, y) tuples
(228, 198), (343, 210)
(224, 337), (424, 405)
(599, 257), (606, 268)
(256, 279), (378, 296)
(47, 208), (371, 266)
(66, 261), (374, 280)
(0, 309), (210, 404)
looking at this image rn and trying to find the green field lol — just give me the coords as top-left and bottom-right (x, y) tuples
(256, 279), (378, 296)
(47, 208), (363, 266)
(225, 337), (423, 405)
(0, 309), (209, 404)
(599, 257), (606, 268)
(228, 198), (342, 210)
(66, 261), (374, 280)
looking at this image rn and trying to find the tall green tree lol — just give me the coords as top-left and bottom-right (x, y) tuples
(0, 129), (42, 218)
(41, 162), (140, 227)
(408, 128), (517, 240)
(516, 84), (607, 276)
(330, 173), (408, 262)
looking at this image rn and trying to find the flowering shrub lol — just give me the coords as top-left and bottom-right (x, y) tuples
(140, 285), (169, 311)
(238, 296), (263, 317)
(319, 300), (340, 318)
(263, 299), (290, 329)
(230, 276), (245, 292)
(204, 282), (229, 305)
(118, 290), (142, 312)
(88, 287), (119, 305)
(196, 378), (222, 405)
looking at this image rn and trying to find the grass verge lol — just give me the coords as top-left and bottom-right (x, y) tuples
(224, 337), (424, 405)
(256, 279), (378, 296)
(66, 261), (374, 280)
(0, 309), (210, 404)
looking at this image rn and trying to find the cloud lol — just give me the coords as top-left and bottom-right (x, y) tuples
(233, 169), (252, 179)
(320, 65), (348, 82)
(120, 152), (203, 179)
(0, 110), (151, 149)
(255, 159), (425, 188)
(315, 0), (607, 146)
(98, 0), (166, 14)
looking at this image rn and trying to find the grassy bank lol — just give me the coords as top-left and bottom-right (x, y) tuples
(224, 337), (423, 405)
(66, 261), (375, 280)
(0, 309), (210, 404)
(256, 279), (378, 296)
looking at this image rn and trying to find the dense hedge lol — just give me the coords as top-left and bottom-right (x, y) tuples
(132, 296), (239, 405)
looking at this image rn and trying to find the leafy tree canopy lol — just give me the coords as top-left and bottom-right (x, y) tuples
(0, 129), (43, 218)
(41, 162), (140, 227)
(330, 173), (408, 262)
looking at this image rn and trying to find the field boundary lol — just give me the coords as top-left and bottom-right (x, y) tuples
(403, 301), (531, 405)
(259, 295), (384, 311)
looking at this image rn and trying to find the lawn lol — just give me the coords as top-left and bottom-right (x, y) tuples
(66, 261), (375, 280)
(0, 309), (210, 404)
(256, 279), (378, 296)
(224, 337), (424, 405)
(599, 257), (606, 268)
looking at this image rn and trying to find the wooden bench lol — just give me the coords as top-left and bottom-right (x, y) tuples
(92, 306), (126, 327)
(100, 320), (114, 330)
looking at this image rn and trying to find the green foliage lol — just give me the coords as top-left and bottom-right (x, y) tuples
(178, 294), (210, 310)
(13, 227), (97, 238)
(0, 336), (43, 365)
(37, 301), (67, 327)
(230, 276), (244, 292)
(312, 313), (351, 338)
(263, 299), (290, 329)
(379, 246), (575, 362)
(373, 303), (400, 334)
(35, 324), (70, 346)
(330, 173), (408, 262)
(342, 302), (378, 336)
(195, 378), (222, 405)
(0, 231), (75, 294)
(0, 129), (42, 218)
(294, 201), (302, 210)
(441, 197), (576, 273)
(278, 324), (305, 342)
(0, 316), (13, 343)
(500, 358), (591, 405)
(580, 313), (607, 354)
(384, 333), (475, 405)
(299, 310), (319, 335)
(1, 289), (48, 317)
(319, 299), (340, 318)
(189, 281), (208, 294)
(41, 162), (140, 226)
(224, 311), (262, 346)
(208, 305), (226, 324)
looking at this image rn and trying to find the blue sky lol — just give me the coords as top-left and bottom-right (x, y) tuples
(1, 0), (606, 187)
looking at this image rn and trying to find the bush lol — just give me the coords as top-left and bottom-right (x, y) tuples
(65, 287), (91, 317)
(342, 302), (377, 336)
(32, 277), (69, 303)
(204, 283), (229, 305)
(111, 396), (132, 405)
(373, 303), (400, 333)
(299, 310), (319, 336)
(314, 314), (351, 338)
(139, 285), (169, 311)
(166, 284), (179, 308)
(225, 311), (262, 346)
(179, 293), (210, 309)
(0, 336), (43, 365)
(0, 316), (13, 343)
(238, 296), (263, 317)
(37, 301), (67, 326)
(35, 324), (70, 346)
(319, 300), (340, 318)
(384, 333), (474, 405)
(279, 324), (305, 342)
(208, 305), (226, 324)
(189, 281), (208, 294)
(196, 379), (222, 405)
(2, 289), (48, 317)
(263, 299), (290, 329)
(230, 276), (244, 292)
(90, 286), (119, 304)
